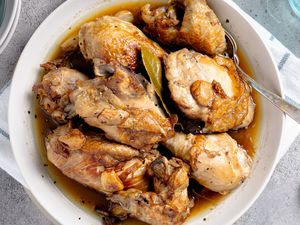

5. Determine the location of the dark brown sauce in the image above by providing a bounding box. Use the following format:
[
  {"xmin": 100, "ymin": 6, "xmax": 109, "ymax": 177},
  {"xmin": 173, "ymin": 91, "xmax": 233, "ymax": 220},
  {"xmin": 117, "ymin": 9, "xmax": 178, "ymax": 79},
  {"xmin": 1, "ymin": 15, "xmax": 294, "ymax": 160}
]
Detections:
[{"xmin": 34, "ymin": 1, "xmax": 261, "ymax": 224}]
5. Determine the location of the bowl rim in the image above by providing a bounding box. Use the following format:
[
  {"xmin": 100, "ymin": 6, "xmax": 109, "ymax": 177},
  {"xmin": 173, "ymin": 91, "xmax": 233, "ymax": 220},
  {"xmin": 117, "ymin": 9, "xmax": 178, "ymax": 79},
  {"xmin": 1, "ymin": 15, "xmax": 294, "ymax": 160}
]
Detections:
[
  {"xmin": 0, "ymin": 0, "xmax": 21, "ymax": 54},
  {"xmin": 8, "ymin": 0, "xmax": 285, "ymax": 224},
  {"xmin": 0, "ymin": 0, "xmax": 19, "ymax": 47},
  {"xmin": 208, "ymin": 3, "xmax": 285, "ymax": 223}
]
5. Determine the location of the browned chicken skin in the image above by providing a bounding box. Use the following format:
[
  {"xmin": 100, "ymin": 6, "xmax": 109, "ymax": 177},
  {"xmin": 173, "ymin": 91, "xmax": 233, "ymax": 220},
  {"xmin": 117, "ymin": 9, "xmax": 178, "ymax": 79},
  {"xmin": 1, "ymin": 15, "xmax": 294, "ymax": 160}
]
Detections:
[
  {"xmin": 109, "ymin": 156, "xmax": 193, "ymax": 225},
  {"xmin": 79, "ymin": 16, "xmax": 165, "ymax": 72},
  {"xmin": 141, "ymin": 0, "xmax": 226, "ymax": 55},
  {"xmin": 165, "ymin": 132, "xmax": 252, "ymax": 194},
  {"xmin": 46, "ymin": 123, "xmax": 160, "ymax": 194},
  {"xmin": 33, "ymin": 67, "xmax": 88, "ymax": 123},
  {"xmin": 60, "ymin": 10, "xmax": 135, "ymax": 54},
  {"xmin": 141, "ymin": 3, "xmax": 180, "ymax": 47},
  {"xmin": 70, "ymin": 66, "xmax": 175, "ymax": 150},
  {"xmin": 164, "ymin": 49, "xmax": 255, "ymax": 132},
  {"xmin": 149, "ymin": 156, "xmax": 192, "ymax": 213}
]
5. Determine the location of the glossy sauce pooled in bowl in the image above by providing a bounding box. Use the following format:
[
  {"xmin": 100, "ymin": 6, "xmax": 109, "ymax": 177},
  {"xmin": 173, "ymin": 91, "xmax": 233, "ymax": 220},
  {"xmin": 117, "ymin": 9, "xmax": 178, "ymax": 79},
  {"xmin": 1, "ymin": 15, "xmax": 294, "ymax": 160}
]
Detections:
[{"xmin": 33, "ymin": 2, "xmax": 261, "ymax": 224}]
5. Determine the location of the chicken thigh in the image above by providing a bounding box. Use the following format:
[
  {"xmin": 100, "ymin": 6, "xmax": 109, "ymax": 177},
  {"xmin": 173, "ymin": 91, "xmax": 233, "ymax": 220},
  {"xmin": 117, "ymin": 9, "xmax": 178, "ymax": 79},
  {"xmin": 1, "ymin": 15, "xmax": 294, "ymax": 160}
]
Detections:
[
  {"xmin": 140, "ymin": 0, "xmax": 226, "ymax": 55},
  {"xmin": 46, "ymin": 123, "xmax": 159, "ymax": 194},
  {"xmin": 33, "ymin": 67, "xmax": 88, "ymax": 123},
  {"xmin": 70, "ymin": 66, "xmax": 175, "ymax": 150},
  {"xmin": 59, "ymin": 10, "xmax": 135, "ymax": 54},
  {"xmin": 165, "ymin": 48, "xmax": 255, "ymax": 132},
  {"xmin": 79, "ymin": 16, "xmax": 165, "ymax": 73},
  {"xmin": 109, "ymin": 156, "xmax": 193, "ymax": 225},
  {"xmin": 165, "ymin": 132, "xmax": 252, "ymax": 194}
]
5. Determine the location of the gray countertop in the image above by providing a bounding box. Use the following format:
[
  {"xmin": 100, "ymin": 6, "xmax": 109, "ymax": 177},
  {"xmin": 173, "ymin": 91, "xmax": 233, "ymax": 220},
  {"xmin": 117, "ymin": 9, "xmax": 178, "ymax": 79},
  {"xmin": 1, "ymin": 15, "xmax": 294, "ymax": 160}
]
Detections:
[{"xmin": 0, "ymin": 0, "xmax": 300, "ymax": 224}]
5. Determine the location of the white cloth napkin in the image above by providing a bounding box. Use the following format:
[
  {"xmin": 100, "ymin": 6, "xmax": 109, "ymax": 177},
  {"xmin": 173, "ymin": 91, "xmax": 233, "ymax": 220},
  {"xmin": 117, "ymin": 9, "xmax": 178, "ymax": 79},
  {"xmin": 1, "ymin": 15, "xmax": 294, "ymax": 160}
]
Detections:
[{"xmin": 0, "ymin": 2, "xmax": 299, "ymax": 189}]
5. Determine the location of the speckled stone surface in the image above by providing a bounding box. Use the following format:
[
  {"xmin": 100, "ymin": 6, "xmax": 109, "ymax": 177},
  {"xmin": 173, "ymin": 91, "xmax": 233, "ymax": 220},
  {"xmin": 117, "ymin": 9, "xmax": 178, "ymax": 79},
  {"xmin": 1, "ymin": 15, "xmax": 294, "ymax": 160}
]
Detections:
[{"xmin": 0, "ymin": 0, "xmax": 299, "ymax": 225}]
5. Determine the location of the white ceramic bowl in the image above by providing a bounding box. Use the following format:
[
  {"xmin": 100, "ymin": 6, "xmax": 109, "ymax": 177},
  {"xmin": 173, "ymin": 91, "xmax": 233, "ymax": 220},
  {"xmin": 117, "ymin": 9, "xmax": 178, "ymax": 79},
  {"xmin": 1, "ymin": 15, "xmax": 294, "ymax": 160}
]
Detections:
[
  {"xmin": 9, "ymin": 0, "xmax": 285, "ymax": 225},
  {"xmin": 0, "ymin": 0, "xmax": 21, "ymax": 54}
]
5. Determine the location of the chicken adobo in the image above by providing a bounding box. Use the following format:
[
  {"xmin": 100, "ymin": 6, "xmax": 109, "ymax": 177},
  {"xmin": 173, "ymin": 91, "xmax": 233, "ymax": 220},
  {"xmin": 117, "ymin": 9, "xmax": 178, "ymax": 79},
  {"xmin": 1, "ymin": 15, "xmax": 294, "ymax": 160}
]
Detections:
[
  {"xmin": 79, "ymin": 16, "xmax": 165, "ymax": 73},
  {"xmin": 140, "ymin": 0, "xmax": 226, "ymax": 55},
  {"xmin": 70, "ymin": 65, "xmax": 175, "ymax": 150},
  {"xmin": 33, "ymin": 67, "xmax": 88, "ymax": 123},
  {"xmin": 33, "ymin": 1, "xmax": 257, "ymax": 225},
  {"xmin": 46, "ymin": 123, "xmax": 160, "ymax": 194},
  {"xmin": 164, "ymin": 48, "xmax": 255, "ymax": 132},
  {"xmin": 165, "ymin": 132, "xmax": 252, "ymax": 193},
  {"xmin": 109, "ymin": 157, "xmax": 193, "ymax": 225}
]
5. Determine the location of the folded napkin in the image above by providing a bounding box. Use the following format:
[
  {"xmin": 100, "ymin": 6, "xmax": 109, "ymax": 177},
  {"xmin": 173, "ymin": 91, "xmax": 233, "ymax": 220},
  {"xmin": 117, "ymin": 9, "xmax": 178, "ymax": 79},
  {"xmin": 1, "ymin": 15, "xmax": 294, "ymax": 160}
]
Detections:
[{"xmin": 0, "ymin": 2, "xmax": 299, "ymax": 189}]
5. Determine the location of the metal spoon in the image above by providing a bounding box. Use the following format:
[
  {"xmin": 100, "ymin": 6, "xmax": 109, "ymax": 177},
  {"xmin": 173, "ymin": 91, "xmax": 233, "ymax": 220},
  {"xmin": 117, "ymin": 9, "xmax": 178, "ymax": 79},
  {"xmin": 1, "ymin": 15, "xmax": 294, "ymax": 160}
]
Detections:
[{"xmin": 224, "ymin": 30, "xmax": 300, "ymax": 124}]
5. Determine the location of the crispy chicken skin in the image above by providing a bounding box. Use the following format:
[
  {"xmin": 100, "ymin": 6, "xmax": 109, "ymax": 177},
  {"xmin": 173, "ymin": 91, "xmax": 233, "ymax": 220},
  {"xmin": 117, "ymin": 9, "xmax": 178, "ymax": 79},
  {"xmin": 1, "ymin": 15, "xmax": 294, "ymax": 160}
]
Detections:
[
  {"xmin": 109, "ymin": 157, "xmax": 193, "ymax": 225},
  {"xmin": 165, "ymin": 132, "xmax": 252, "ymax": 194},
  {"xmin": 70, "ymin": 66, "xmax": 175, "ymax": 150},
  {"xmin": 33, "ymin": 67, "xmax": 88, "ymax": 123},
  {"xmin": 141, "ymin": 0, "xmax": 226, "ymax": 55},
  {"xmin": 46, "ymin": 124, "xmax": 159, "ymax": 194},
  {"xmin": 164, "ymin": 49, "xmax": 255, "ymax": 132},
  {"xmin": 79, "ymin": 16, "xmax": 165, "ymax": 73}
]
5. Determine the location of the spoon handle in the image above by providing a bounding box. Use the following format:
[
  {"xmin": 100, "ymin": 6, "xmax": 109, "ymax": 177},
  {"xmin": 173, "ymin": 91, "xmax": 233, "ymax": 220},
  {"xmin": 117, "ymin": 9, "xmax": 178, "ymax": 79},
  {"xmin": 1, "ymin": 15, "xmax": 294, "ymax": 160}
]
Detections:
[{"xmin": 235, "ymin": 62, "xmax": 300, "ymax": 124}]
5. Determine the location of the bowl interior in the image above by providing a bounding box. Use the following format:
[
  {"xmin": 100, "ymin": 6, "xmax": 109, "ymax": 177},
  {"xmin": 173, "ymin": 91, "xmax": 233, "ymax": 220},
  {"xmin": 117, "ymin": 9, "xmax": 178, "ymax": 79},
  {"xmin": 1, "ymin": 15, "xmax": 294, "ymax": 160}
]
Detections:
[{"xmin": 9, "ymin": 0, "xmax": 284, "ymax": 225}]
